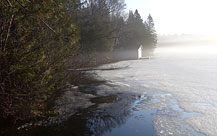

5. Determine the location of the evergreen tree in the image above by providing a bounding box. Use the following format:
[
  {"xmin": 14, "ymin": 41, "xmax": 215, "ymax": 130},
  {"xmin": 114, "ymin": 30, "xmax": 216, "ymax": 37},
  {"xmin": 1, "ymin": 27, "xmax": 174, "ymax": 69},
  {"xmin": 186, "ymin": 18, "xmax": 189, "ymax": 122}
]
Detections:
[
  {"xmin": 144, "ymin": 14, "xmax": 158, "ymax": 55},
  {"xmin": 115, "ymin": 10, "xmax": 158, "ymax": 59},
  {"xmin": 0, "ymin": 0, "xmax": 80, "ymax": 120},
  {"xmin": 119, "ymin": 10, "xmax": 146, "ymax": 50},
  {"xmin": 74, "ymin": 0, "xmax": 125, "ymax": 53},
  {"xmin": 134, "ymin": 9, "xmax": 143, "ymax": 23},
  {"xmin": 127, "ymin": 10, "xmax": 134, "ymax": 24}
]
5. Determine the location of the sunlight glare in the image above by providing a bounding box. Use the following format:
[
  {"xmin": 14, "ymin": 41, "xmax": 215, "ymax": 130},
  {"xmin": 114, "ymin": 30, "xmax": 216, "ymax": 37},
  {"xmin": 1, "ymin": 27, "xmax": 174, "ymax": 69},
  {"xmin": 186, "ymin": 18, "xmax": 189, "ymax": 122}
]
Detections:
[{"xmin": 136, "ymin": 0, "xmax": 217, "ymax": 35}]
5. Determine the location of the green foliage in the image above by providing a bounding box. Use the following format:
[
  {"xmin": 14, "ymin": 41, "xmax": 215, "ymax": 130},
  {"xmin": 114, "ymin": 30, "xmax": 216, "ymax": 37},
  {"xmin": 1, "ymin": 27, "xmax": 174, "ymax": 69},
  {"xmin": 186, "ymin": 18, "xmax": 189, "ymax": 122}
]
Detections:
[{"xmin": 0, "ymin": 0, "xmax": 79, "ymax": 120}]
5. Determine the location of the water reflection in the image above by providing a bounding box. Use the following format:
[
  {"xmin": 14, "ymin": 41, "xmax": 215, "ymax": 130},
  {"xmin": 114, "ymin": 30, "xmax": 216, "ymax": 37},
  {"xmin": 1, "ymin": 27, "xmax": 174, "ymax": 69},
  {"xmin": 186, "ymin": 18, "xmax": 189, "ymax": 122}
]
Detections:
[
  {"xmin": 21, "ymin": 92, "xmax": 147, "ymax": 136},
  {"xmin": 4, "ymin": 81, "xmax": 205, "ymax": 136}
]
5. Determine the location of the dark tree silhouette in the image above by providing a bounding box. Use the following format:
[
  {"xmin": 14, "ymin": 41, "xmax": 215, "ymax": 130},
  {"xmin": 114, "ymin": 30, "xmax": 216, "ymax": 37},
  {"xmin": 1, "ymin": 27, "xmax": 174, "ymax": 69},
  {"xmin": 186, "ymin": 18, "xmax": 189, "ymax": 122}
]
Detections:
[
  {"xmin": 114, "ymin": 10, "xmax": 158, "ymax": 59},
  {"xmin": 143, "ymin": 14, "xmax": 158, "ymax": 56}
]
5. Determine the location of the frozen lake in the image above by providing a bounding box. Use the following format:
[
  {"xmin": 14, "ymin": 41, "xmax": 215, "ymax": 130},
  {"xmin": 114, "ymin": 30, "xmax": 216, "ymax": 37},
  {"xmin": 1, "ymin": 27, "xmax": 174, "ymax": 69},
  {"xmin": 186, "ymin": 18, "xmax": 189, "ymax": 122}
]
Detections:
[{"xmin": 95, "ymin": 45, "xmax": 217, "ymax": 136}]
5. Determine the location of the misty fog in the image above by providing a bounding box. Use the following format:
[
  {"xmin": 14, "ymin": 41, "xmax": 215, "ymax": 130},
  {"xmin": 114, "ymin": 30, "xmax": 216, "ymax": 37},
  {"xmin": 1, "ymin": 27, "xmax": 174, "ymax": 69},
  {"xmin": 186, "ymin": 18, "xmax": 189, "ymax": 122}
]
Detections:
[{"xmin": 157, "ymin": 34, "xmax": 217, "ymax": 55}]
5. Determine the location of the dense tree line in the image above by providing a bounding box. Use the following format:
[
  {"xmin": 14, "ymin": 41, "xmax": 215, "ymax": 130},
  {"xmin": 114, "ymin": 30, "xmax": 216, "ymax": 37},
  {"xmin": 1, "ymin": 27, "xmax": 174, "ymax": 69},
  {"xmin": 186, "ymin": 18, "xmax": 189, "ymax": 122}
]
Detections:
[
  {"xmin": 115, "ymin": 10, "xmax": 157, "ymax": 58},
  {"xmin": 0, "ymin": 0, "xmax": 157, "ymax": 122}
]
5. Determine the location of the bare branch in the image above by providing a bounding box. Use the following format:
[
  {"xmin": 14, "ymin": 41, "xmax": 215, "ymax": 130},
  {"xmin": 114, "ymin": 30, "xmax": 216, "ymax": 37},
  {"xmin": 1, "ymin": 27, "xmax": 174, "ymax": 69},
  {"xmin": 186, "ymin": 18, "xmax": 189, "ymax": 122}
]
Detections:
[
  {"xmin": 14, "ymin": 0, "xmax": 56, "ymax": 33},
  {"xmin": 6, "ymin": 0, "xmax": 12, "ymax": 7},
  {"xmin": 38, "ymin": 16, "xmax": 56, "ymax": 33},
  {"xmin": 4, "ymin": 15, "xmax": 14, "ymax": 52}
]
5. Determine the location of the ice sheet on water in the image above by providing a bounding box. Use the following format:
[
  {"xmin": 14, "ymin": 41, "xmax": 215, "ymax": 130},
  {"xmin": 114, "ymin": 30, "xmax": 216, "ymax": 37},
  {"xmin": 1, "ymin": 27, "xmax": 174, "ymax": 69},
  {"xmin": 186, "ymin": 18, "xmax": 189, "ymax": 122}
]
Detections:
[{"xmin": 94, "ymin": 52, "xmax": 217, "ymax": 136}]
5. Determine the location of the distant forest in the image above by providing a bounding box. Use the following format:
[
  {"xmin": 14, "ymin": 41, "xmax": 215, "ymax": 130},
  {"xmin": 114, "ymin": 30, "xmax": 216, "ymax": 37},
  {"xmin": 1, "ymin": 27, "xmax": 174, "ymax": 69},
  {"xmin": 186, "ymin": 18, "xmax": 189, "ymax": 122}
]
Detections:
[{"xmin": 0, "ymin": 0, "xmax": 157, "ymax": 122}]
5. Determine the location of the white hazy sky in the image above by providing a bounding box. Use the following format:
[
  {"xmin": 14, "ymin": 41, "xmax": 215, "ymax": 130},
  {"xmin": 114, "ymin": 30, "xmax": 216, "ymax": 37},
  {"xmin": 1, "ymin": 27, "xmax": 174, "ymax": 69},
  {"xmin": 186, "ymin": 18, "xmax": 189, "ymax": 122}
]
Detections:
[{"xmin": 125, "ymin": 0, "xmax": 217, "ymax": 35}]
